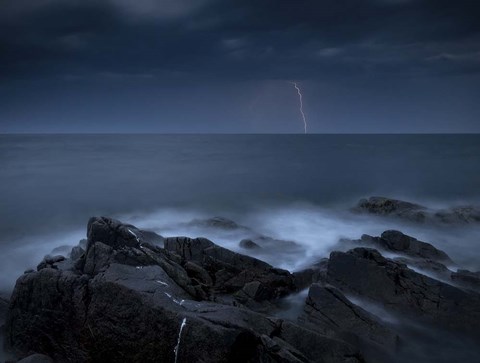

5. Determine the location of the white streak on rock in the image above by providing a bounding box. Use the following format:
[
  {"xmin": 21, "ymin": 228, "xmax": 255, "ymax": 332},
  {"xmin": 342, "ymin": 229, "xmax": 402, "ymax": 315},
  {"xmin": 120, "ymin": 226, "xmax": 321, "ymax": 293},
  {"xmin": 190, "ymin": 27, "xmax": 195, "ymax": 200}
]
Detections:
[
  {"xmin": 174, "ymin": 317, "xmax": 187, "ymax": 363},
  {"xmin": 164, "ymin": 292, "xmax": 185, "ymax": 306},
  {"xmin": 127, "ymin": 229, "xmax": 140, "ymax": 243},
  {"xmin": 156, "ymin": 280, "xmax": 169, "ymax": 286}
]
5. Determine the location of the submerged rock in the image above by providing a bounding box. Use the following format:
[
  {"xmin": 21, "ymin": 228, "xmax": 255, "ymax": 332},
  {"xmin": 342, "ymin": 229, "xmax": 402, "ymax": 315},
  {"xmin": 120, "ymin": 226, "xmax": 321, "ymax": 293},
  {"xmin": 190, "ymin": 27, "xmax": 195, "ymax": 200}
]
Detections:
[
  {"xmin": 354, "ymin": 196, "xmax": 480, "ymax": 225},
  {"xmin": 434, "ymin": 206, "xmax": 480, "ymax": 224},
  {"xmin": 354, "ymin": 196, "xmax": 427, "ymax": 222},
  {"xmin": 239, "ymin": 239, "xmax": 261, "ymax": 249},
  {"xmin": 187, "ymin": 216, "xmax": 245, "ymax": 230}
]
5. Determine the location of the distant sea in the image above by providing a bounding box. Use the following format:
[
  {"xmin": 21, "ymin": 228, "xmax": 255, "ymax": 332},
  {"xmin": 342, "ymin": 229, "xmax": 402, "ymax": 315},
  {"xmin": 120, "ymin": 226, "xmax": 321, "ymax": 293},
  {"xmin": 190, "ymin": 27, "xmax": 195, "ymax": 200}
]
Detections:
[{"xmin": 1, "ymin": 134, "xmax": 479, "ymax": 291}]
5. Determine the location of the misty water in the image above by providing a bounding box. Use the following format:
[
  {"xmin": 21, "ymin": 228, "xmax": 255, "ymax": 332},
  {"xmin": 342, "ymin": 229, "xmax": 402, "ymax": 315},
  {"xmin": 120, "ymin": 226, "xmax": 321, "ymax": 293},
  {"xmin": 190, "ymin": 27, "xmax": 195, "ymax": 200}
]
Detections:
[{"xmin": 1, "ymin": 134, "xmax": 480, "ymax": 361}]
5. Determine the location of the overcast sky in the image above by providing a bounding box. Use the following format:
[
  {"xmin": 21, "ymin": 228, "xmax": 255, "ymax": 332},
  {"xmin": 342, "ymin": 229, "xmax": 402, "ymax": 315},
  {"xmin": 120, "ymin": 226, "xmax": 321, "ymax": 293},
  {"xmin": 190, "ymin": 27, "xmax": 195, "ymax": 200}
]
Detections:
[{"xmin": 1, "ymin": 0, "xmax": 479, "ymax": 133}]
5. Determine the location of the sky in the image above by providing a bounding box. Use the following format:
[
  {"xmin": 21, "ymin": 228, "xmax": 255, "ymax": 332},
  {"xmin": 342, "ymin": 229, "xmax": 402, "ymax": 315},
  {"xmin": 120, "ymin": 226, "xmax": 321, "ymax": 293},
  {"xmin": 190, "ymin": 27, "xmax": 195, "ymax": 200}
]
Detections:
[{"xmin": 0, "ymin": 0, "xmax": 479, "ymax": 133}]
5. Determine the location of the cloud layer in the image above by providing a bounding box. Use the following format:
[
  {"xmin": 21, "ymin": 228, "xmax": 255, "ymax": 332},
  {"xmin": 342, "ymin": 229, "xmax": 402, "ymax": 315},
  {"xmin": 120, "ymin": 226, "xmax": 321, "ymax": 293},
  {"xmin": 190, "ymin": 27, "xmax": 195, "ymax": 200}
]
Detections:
[{"xmin": 1, "ymin": 0, "xmax": 479, "ymax": 81}]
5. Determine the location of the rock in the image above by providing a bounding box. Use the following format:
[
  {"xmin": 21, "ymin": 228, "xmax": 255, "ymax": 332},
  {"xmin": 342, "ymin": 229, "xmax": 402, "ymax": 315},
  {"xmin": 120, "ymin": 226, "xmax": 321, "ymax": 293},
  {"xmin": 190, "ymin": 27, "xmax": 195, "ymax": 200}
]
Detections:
[
  {"xmin": 435, "ymin": 206, "xmax": 480, "ymax": 224},
  {"xmin": 451, "ymin": 269, "xmax": 480, "ymax": 291},
  {"xmin": 189, "ymin": 217, "xmax": 304, "ymax": 255},
  {"xmin": 354, "ymin": 196, "xmax": 480, "ymax": 225},
  {"xmin": 292, "ymin": 259, "xmax": 329, "ymax": 290},
  {"xmin": 187, "ymin": 216, "xmax": 244, "ymax": 230},
  {"xmin": 5, "ymin": 217, "xmax": 361, "ymax": 363},
  {"xmin": 392, "ymin": 257, "xmax": 451, "ymax": 280},
  {"xmin": 164, "ymin": 235, "xmax": 296, "ymax": 310},
  {"xmin": 354, "ymin": 196, "xmax": 427, "ymax": 222},
  {"xmin": 137, "ymin": 229, "xmax": 164, "ymax": 245},
  {"xmin": 78, "ymin": 239, "xmax": 88, "ymax": 249},
  {"xmin": 70, "ymin": 246, "xmax": 85, "ymax": 260},
  {"xmin": 17, "ymin": 353, "xmax": 54, "ymax": 363},
  {"xmin": 0, "ymin": 296, "xmax": 9, "ymax": 324},
  {"xmin": 301, "ymin": 284, "xmax": 398, "ymax": 349},
  {"xmin": 184, "ymin": 261, "xmax": 213, "ymax": 286},
  {"xmin": 357, "ymin": 230, "xmax": 452, "ymax": 263},
  {"xmin": 50, "ymin": 245, "xmax": 72, "ymax": 256},
  {"xmin": 247, "ymin": 235, "xmax": 301, "ymax": 251},
  {"xmin": 327, "ymin": 248, "xmax": 480, "ymax": 335},
  {"xmin": 239, "ymin": 239, "xmax": 261, "ymax": 249},
  {"xmin": 87, "ymin": 216, "xmax": 140, "ymax": 249},
  {"xmin": 36, "ymin": 255, "xmax": 66, "ymax": 271}
]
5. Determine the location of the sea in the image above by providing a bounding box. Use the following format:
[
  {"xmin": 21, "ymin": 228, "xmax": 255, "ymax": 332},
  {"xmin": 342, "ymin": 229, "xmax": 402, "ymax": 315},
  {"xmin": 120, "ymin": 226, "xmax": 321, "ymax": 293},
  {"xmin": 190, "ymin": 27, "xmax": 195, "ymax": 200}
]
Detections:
[{"xmin": 1, "ymin": 133, "xmax": 480, "ymax": 362}]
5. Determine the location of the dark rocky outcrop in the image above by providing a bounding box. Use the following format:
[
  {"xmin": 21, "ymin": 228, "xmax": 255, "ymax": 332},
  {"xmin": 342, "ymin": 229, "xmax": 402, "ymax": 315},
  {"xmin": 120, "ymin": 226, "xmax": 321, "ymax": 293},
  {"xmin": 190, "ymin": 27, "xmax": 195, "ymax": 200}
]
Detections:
[
  {"xmin": 163, "ymin": 235, "xmax": 297, "ymax": 310},
  {"xmin": 6, "ymin": 215, "xmax": 480, "ymax": 363},
  {"xmin": 392, "ymin": 257, "xmax": 452, "ymax": 280},
  {"xmin": 302, "ymin": 284, "xmax": 398, "ymax": 349},
  {"xmin": 5, "ymin": 217, "xmax": 361, "ymax": 363},
  {"xmin": 355, "ymin": 230, "xmax": 453, "ymax": 263},
  {"xmin": 188, "ymin": 216, "xmax": 305, "ymax": 259},
  {"xmin": 300, "ymin": 284, "xmax": 399, "ymax": 363},
  {"xmin": 327, "ymin": 248, "xmax": 480, "ymax": 336},
  {"xmin": 292, "ymin": 259, "xmax": 329, "ymax": 290}
]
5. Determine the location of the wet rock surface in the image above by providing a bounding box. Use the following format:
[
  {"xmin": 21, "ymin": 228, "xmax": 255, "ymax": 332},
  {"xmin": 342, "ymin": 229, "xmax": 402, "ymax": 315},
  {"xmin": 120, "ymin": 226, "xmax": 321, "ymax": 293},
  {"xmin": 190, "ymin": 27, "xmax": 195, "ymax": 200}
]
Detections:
[
  {"xmin": 4, "ymin": 216, "xmax": 480, "ymax": 362},
  {"xmin": 353, "ymin": 230, "xmax": 453, "ymax": 263},
  {"xmin": 327, "ymin": 248, "xmax": 480, "ymax": 336},
  {"xmin": 5, "ymin": 217, "xmax": 360, "ymax": 363}
]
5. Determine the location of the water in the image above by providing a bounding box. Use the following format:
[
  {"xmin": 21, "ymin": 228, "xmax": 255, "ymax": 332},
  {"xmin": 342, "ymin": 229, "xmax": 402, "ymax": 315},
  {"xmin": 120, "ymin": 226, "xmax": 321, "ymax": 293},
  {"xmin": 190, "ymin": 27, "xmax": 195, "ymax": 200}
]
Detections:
[{"xmin": 1, "ymin": 134, "xmax": 480, "ymax": 292}]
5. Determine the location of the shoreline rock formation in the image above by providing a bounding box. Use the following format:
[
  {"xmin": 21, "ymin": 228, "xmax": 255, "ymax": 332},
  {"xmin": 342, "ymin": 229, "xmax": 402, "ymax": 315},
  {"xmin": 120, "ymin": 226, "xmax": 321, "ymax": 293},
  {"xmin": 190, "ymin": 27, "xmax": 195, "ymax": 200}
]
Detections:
[{"xmin": 3, "ymin": 216, "xmax": 480, "ymax": 362}]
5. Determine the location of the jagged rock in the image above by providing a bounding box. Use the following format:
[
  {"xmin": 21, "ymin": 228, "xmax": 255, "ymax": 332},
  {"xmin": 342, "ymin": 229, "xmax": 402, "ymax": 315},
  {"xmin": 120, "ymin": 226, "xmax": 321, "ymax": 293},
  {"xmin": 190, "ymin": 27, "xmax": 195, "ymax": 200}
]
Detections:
[
  {"xmin": 138, "ymin": 229, "xmax": 165, "ymax": 245},
  {"xmin": 164, "ymin": 236, "xmax": 296, "ymax": 308},
  {"xmin": 327, "ymin": 248, "xmax": 480, "ymax": 335},
  {"xmin": 70, "ymin": 246, "xmax": 85, "ymax": 260},
  {"xmin": 50, "ymin": 245, "xmax": 72, "ymax": 256},
  {"xmin": 36, "ymin": 255, "xmax": 66, "ymax": 271},
  {"xmin": 78, "ymin": 239, "xmax": 88, "ymax": 249},
  {"xmin": 356, "ymin": 230, "xmax": 452, "ymax": 263},
  {"xmin": 301, "ymin": 284, "xmax": 399, "ymax": 350},
  {"xmin": 292, "ymin": 259, "xmax": 329, "ymax": 290},
  {"xmin": 5, "ymin": 217, "xmax": 361, "ymax": 363},
  {"xmin": 87, "ymin": 216, "xmax": 141, "ymax": 249},
  {"xmin": 17, "ymin": 353, "xmax": 54, "ymax": 363},
  {"xmin": 392, "ymin": 257, "xmax": 452, "ymax": 280}
]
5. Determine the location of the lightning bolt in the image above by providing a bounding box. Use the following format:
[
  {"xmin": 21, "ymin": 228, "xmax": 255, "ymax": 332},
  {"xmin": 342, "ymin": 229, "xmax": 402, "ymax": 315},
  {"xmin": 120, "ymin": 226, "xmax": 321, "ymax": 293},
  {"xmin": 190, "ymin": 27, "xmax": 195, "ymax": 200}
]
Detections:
[{"xmin": 291, "ymin": 82, "xmax": 307, "ymax": 134}]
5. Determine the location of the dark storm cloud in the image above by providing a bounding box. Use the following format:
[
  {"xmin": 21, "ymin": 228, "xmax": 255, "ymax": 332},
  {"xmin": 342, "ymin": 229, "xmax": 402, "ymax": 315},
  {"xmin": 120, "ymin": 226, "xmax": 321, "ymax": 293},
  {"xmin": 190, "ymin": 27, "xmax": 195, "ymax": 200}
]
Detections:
[{"xmin": 1, "ymin": 0, "xmax": 479, "ymax": 81}]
